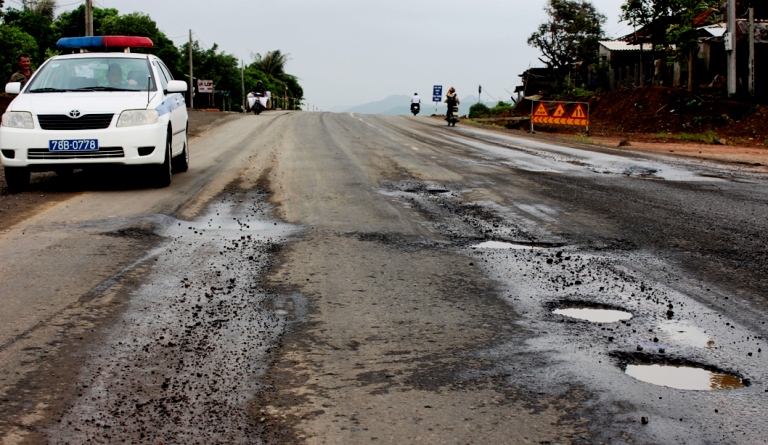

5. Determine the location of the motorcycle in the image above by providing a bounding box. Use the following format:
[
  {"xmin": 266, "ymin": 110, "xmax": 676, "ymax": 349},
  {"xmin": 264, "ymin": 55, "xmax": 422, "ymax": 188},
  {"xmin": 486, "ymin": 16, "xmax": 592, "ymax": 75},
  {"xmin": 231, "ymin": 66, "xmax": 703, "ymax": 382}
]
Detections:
[
  {"xmin": 410, "ymin": 102, "xmax": 420, "ymax": 116},
  {"xmin": 247, "ymin": 91, "xmax": 270, "ymax": 115},
  {"xmin": 446, "ymin": 105, "xmax": 459, "ymax": 126}
]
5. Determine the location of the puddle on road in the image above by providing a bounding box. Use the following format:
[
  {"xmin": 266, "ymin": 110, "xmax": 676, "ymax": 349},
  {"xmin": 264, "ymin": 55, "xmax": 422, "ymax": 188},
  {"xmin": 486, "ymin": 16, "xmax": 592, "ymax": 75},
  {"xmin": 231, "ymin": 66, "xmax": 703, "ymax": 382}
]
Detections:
[
  {"xmin": 625, "ymin": 364, "xmax": 746, "ymax": 390},
  {"xmin": 553, "ymin": 307, "xmax": 633, "ymax": 323},
  {"xmin": 658, "ymin": 320, "xmax": 713, "ymax": 348},
  {"xmin": 472, "ymin": 241, "xmax": 546, "ymax": 250}
]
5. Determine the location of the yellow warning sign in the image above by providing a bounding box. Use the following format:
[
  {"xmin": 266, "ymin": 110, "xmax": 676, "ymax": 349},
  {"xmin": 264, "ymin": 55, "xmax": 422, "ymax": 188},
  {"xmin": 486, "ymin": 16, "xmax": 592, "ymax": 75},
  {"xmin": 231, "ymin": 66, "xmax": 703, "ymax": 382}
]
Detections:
[
  {"xmin": 533, "ymin": 103, "xmax": 549, "ymax": 117},
  {"xmin": 553, "ymin": 104, "xmax": 566, "ymax": 117},
  {"xmin": 571, "ymin": 104, "xmax": 587, "ymax": 119}
]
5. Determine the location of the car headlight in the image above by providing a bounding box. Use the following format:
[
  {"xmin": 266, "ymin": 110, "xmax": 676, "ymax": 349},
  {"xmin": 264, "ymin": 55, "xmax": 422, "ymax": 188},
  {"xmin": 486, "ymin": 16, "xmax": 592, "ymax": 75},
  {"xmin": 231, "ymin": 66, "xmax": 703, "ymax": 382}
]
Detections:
[
  {"xmin": 117, "ymin": 110, "xmax": 159, "ymax": 127},
  {"xmin": 1, "ymin": 112, "xmax": 34, "ymax": 129}
]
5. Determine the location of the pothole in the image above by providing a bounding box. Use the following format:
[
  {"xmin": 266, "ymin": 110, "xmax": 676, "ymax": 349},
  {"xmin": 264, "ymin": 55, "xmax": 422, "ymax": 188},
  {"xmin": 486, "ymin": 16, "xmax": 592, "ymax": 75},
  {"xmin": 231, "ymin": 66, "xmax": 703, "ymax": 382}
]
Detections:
[
  {"xmin": 552, "ymin": 306, "xmax": 633, "ymax": 323},
  {"xmin": 624, "ymin": 364, "xmax": 747, "ymax": 390}
]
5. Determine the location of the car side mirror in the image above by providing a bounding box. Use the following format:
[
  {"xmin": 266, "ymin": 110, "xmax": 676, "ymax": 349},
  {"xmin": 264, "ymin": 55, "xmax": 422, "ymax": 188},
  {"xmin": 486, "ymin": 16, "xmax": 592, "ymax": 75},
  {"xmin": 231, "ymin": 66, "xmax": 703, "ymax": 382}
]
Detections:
[
  {"xmin": 5, "ymin": 82, "xmax": 21, "ymax": 95},
  {"xmin": 165, "ymin": 80, "xmax": 187, "ymax": 94}
]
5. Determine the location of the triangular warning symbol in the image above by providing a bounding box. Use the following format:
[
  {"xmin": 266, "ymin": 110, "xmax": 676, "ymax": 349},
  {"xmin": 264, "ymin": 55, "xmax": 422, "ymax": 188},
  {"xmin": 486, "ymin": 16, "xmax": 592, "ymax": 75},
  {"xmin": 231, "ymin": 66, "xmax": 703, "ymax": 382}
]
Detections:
[
  {"xmin": 533, "ymin": 103, "xmax": 549, "ymax": 117},
  {"xmin": 553, "ymin": 104, "xmax": 566, "ymax": 117},
  {"xmin": 571, "ymin": 104, "xmax": 587, "ymax": 119}
]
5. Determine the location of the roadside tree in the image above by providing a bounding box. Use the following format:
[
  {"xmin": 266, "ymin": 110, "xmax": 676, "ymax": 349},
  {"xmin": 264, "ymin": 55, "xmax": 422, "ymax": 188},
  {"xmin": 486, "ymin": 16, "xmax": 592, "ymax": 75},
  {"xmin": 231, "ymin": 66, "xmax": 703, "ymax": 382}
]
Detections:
[
  {"xmin": 0, "ymin": 25, "xmax": 38, "ymax": 82},
  {"xmin": 527, "ymin": 0, "xmax": 606, "ymax": 77},
  {"xmin": 2, "ymin": 7, "xmax": 59, "ymax": 65}
]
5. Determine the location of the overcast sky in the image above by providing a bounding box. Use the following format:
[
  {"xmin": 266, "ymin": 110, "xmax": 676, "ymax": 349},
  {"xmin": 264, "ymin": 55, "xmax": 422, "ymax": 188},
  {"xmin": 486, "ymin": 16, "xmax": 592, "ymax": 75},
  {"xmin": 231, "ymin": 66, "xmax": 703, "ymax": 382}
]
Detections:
[{"xmin": 44, "ymin": 0, "xmax": 631, "ymax": 110}]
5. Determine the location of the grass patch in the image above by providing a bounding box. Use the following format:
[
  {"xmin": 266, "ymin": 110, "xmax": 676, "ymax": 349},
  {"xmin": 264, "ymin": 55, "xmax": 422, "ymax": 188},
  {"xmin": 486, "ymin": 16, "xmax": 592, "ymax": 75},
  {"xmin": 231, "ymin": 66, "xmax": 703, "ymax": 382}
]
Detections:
[
  {"xmin": 653, "ymin": 129, "xmax": 718, "ymax": 144},
  {"xmin": 562, "ymin": 134, "xmax": 595, "ymax": 145}
]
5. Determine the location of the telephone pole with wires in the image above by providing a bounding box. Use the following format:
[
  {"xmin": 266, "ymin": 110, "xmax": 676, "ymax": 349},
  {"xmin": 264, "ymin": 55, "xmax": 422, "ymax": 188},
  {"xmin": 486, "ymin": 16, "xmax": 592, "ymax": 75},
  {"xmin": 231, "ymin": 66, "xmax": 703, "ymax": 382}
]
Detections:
[
  {"xmin": 189, "ymin": 29, "xmax": 194, "ymax": 109},
  {"xmin": 85, "ymin": 0, "xmax": 93, "ymax": 36}
]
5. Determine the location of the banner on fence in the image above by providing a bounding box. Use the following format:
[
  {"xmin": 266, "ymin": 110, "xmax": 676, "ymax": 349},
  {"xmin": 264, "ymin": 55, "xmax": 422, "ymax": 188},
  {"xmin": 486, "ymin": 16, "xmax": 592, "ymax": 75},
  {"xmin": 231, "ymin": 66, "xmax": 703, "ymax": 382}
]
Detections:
[{"xmin": 530, "ymin": 101, "xmax": 590, "ymax": 133}]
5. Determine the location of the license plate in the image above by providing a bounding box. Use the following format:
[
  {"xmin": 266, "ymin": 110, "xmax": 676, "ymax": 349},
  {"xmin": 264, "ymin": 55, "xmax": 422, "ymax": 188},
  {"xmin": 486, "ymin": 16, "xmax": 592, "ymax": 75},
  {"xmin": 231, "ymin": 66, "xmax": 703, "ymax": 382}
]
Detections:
[{"xmin": 49, "ymin": 139, "xmax": 98, "ymax": 151}]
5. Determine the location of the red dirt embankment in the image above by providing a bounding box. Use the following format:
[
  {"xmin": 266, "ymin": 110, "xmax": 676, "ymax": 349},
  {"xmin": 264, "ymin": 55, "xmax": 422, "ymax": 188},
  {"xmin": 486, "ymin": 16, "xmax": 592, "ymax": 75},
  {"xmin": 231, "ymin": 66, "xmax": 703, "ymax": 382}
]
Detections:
[{"xmin": 587, "ymin": 86, "xmax": 768, "ymax": 143}]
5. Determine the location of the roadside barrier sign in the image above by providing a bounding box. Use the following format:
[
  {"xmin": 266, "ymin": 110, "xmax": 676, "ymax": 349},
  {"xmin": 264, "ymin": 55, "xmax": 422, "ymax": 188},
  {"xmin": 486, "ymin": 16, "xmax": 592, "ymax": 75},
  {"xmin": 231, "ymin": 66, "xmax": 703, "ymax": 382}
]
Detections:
[{"xmin": 530, "ymin": 100, "xmax": 590, "ymax": 134}]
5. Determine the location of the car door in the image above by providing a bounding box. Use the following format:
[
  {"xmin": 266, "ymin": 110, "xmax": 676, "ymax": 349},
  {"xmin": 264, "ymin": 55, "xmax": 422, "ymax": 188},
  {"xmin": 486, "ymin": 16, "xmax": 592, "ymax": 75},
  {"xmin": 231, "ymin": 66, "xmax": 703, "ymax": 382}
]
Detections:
[{"xmin": 154, "ymin": 60, "xmax": 186, "ymax": 152}]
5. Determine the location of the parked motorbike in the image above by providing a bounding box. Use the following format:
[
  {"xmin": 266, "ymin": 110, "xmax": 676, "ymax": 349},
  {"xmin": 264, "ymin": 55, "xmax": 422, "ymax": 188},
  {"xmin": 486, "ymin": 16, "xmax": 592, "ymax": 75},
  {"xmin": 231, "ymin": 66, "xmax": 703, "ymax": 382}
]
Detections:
[
  {"xmin": 410, "ymin": 103, "xmax": 420, "ymax": 116},
  {"xmin": 247, "ymin": 91, "xmax": 270, "ymax": 115}
]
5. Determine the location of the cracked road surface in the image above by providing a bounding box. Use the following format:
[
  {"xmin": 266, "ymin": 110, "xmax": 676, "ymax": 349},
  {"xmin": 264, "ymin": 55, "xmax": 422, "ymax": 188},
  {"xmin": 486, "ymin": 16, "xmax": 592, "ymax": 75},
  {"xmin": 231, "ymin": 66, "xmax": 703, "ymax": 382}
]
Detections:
[{"xmin": 1, "ymin": 111, "xmax": 767, "ymax": 444}]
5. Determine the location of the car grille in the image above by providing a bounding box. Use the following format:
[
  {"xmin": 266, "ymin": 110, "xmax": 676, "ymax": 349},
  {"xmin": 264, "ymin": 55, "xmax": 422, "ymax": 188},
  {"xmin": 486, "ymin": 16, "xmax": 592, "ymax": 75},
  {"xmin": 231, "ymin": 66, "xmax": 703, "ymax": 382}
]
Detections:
[
  {"xmin": 37, "ymin": 114, "xmax": 114, "ymax": 130},
  {"xmin": 27, "ymin": 147, "xmax": 124, "ymax": 160}
]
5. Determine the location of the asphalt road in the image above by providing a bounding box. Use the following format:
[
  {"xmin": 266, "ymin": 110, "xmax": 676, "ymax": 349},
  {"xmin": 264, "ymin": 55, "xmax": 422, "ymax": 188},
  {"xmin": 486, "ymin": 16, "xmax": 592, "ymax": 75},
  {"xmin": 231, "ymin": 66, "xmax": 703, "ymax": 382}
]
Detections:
[{"xmin": 1, "ymin": 111, "xmax": 767, "ymax": 444}]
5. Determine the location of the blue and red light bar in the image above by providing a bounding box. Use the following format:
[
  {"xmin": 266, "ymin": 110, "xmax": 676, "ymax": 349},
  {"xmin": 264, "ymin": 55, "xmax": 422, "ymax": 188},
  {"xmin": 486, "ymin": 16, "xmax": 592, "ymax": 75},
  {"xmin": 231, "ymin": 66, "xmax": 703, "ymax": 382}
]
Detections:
[{"xmin": 57, "ymin": 36, "xmax": 154, "ymax": 49}]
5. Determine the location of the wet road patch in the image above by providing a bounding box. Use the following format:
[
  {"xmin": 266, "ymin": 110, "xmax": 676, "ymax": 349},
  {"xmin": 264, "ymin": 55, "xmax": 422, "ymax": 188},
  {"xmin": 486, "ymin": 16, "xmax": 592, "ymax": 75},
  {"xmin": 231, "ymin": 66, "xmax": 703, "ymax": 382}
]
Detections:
[
  {"xmin": 553, "ymin": 306, "xmax": 633, "ymax": 323},
  {"xmin": 471, "ymin": 241, "xmax": 548, "ymax": 250}
]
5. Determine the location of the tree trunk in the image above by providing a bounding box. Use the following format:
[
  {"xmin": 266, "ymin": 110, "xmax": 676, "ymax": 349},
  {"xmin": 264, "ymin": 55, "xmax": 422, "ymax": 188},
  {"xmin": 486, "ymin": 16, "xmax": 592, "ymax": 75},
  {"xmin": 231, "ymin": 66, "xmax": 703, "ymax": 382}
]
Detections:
[{"xmin": 688, "ymin": 48, "xmax": 694, "ymax": 93}]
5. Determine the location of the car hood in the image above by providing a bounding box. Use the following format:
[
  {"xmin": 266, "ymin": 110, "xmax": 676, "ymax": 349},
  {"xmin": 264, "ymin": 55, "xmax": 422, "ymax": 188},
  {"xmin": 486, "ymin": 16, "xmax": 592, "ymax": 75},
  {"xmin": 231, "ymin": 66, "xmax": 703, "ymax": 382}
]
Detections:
[{"xmin": 9, "ymin": 91, "xmax": 156, "ymax": 114}]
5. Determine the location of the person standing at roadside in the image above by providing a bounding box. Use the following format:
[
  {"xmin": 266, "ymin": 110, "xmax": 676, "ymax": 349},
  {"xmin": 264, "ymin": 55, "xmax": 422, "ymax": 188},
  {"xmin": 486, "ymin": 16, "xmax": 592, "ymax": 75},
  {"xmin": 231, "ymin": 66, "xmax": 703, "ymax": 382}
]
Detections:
[{"xmin": 9, "ymin": 53, "xmax": 34, "ymax": 87}]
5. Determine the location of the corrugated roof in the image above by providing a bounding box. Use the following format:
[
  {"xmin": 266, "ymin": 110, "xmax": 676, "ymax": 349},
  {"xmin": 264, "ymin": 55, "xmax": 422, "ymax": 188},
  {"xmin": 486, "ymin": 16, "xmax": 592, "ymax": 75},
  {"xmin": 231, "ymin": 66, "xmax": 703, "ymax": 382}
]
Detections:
[
  {"xmin": 699, "ymin": 23, "xmax": 726, "ymax": 37},
  {"xmin": 599, "ymin": 41, "xmax": 653, "ymax": 52}
]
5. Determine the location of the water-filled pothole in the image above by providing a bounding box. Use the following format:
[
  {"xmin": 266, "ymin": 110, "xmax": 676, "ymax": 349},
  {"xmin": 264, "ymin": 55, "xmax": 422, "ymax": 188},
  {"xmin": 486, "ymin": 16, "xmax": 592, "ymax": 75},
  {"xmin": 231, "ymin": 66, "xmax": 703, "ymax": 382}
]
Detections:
[
  {"xmin": 553, "ymin": 306, "xmax": 633, "ymax": 323},
  {"xmin": 624, "ymin": 364, "xmax": 746, "ymax": 390},
  {"xmin": 471, "ymin": 241, "xmax": 546, "ymax": 250}
]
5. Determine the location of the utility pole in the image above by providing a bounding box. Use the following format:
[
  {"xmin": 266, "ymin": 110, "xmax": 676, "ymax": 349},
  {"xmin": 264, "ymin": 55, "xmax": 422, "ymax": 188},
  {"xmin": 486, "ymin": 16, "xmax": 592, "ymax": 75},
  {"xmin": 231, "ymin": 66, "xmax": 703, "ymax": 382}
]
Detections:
[
  {"xmin": 727, "ymin": 0, "xmax": 737, "ymax": 96},
  {"xmin": 85, "ymin": 0, "xmax": 93, "ymax": 36},
  {"xmin": 478, "ymin": 85, "xmax": 481, "ymax": 103},
  {"xmin": 241, "ymin": 60, "xmax": 245, "ymax": 112},
  {"xmin": 189, "ymin": 30, "xmax": 194, "ymax": 109},
  {"xmin": 749, "ymin": 7, "xmax": 755, "ymax": 96}
]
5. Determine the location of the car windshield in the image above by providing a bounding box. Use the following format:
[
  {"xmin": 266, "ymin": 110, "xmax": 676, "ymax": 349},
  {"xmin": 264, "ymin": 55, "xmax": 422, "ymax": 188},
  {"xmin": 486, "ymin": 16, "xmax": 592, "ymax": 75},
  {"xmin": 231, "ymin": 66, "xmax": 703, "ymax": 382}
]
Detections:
[{"xmin": 27, "ymin": 57, "xmax": 157, "ymax": 93}]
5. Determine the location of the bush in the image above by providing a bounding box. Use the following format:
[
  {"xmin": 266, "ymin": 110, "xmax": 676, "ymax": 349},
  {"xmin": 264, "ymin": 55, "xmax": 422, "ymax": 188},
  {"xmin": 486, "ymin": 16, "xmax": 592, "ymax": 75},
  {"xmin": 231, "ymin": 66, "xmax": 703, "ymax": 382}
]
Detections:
[
  {"xmin": 489, "ymin": 101, "xmax": 515, "ymax": 116},
  {"xmin": 469, "ymin": 103, "xmax": 490, "ymax": 119}
]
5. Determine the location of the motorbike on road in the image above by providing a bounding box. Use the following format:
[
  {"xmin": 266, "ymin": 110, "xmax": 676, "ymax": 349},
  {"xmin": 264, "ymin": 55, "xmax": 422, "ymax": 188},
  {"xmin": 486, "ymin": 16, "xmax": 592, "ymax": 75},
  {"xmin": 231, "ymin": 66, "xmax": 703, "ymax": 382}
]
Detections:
[
  {"xmin": 247, "ymin": 91, "xmax": 270, "ymax": 115},
  {"xmin": 410, "ymin": 103, "xmax": 420, "ymax": 116},
  {"xmin": 446, "ymin": 105, "xmax": 459, "ymax": 126}
]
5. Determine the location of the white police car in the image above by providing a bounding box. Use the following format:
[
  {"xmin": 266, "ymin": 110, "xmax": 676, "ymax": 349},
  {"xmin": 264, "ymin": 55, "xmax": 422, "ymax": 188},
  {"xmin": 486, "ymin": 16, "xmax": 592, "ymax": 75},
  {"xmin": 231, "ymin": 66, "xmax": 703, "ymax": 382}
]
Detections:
[{"xmin": 1, "ymin": 36, "xmax": 189, "ymax": 192}]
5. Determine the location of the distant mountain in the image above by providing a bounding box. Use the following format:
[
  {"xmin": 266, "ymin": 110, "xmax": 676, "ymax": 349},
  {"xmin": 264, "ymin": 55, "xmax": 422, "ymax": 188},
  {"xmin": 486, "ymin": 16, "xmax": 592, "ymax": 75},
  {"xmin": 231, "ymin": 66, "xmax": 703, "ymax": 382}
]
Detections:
[{"xmin": 333, "ymin": 94, "xmax": 506, "ymax": 116}]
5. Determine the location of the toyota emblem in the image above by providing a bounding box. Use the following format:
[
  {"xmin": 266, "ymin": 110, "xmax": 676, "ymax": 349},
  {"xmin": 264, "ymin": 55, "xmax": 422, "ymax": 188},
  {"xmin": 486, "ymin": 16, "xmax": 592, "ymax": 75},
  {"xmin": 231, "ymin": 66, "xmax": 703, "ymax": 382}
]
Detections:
[{"xmin": 69, "ymin": 110, "xmax": 81, "ymax": 119}]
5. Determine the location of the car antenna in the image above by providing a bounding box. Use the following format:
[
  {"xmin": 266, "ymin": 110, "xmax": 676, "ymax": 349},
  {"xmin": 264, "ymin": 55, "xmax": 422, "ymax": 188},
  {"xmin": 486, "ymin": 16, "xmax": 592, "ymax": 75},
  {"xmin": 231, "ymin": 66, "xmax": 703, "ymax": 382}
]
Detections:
[{"xmin": 146, "ymin": 76, "xmax": 152, "ymax": 108}]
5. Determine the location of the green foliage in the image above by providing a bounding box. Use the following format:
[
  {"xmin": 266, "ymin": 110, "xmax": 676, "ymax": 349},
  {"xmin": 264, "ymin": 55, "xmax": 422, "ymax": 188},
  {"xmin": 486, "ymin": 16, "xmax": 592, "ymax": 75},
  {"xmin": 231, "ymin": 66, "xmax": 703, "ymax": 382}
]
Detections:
[
  {"xmin": 53, "ymin": 5, "xmax": 119, "ymax": 38},
  {"xmin": 469, "ymin": 103, "xmax": 490, "ymax": 119},
  {"xmin": 468, "ymin": 102, "xmax": 517, "ymax": 119},
  {"xmin": 2, "ymin": 8, "xmax": 57, "ymax": 65},
  {"xmin": 0, "ymin": 25, "xmax": 38, "ymax": 82},
  {"xmin": 490, "ymin": 101, "xmax": 515, "ymax": 114},
  {"xmin": 527, "ymin": 0, "xmax": 606, "ymax": 74},
  {"xmin": 654, "ymin": 129, "xmax": 718, "ymax": 144}
]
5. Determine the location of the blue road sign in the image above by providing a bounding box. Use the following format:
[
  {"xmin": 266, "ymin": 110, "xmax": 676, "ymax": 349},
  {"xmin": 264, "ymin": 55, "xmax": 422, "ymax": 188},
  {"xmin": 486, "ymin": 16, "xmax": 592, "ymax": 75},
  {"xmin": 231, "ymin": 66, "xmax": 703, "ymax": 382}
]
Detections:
[{"xmin": 433, "ymin": 85, "xmax": 442, "ymax": 102}]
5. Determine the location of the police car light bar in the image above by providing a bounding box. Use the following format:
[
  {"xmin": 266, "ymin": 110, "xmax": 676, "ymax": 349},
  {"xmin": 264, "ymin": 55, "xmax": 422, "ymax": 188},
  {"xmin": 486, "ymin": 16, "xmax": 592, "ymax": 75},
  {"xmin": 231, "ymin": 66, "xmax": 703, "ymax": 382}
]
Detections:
[{"xmin": 57, "ymin": 36, "xmax": 154, "ymax": 49}]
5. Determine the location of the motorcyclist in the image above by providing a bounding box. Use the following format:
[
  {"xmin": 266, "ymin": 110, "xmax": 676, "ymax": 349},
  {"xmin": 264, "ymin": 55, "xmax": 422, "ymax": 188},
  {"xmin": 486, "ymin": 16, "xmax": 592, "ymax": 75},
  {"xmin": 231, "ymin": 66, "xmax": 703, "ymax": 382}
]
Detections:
[
  {"xmin": 410, "ymin": 92, "xmax": 421, "ymax": 115},
  {"xmin": 251, "ymin": 81, "xmax": 266, "ymax": 96},
  {"xmin": 445, "ymin": 87, "xmax": 460, "ymax": 126}
]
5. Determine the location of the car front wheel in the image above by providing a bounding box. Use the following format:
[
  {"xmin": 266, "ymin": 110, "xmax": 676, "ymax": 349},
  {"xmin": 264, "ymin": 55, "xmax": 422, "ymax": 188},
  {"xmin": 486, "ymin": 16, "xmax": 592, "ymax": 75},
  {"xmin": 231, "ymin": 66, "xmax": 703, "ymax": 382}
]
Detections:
[
  {"xmin": 4, "ymin": 167, "xmax": 30, "ymax": 193},
  {"xmin": 172, "ymin": 124, "xmax": 190, "ymax": 173},
  {"xmin": 150, "ymin": 131, "xmax": 173, "ymax": 188}
]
